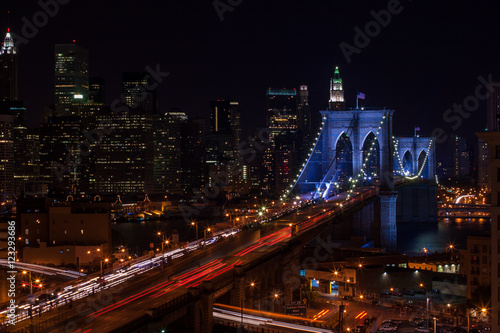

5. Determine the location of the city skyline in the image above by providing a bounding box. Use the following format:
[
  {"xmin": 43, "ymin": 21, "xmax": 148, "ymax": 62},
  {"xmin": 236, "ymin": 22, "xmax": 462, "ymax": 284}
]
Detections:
[{"xmin": 0, "ymin": 0, "xmax": 497, "ymax": 143}]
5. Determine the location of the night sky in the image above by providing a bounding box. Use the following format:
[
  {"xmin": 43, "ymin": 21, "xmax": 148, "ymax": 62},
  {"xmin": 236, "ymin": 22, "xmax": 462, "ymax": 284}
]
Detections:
[{"xmin": 3, "ymin": 0, "xmax": 500, "ymax": 148}]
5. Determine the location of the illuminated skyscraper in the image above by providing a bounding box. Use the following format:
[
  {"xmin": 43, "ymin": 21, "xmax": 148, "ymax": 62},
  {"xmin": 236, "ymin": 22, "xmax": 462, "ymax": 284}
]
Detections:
[
  {"xmin": 298, "ymin": 85, "xmax": 311, "ymax": 136},
  {"xmin": 0, "ymin": 29, "xmax": 17, "ymax": 101},
  {"xmin": 265, "ymin": 88, "xmax": 299, "ymax": 193},
  {"xmin": 0, "ymin": 110, "xmax": 14, "ymax": 205},
  {"xmin": 329, "ymin": 66, "xmax": 345, "ymax": 110},
  {"xmin": 153, "ymin": 111, "xmax": 187, "ymax": 196},
  {"xmin": 122, "ymin": 72, "xmax": 156, "ymax": 113},
  {"xmin": 54, "ymin": 43, "xmax": 89, "ymax": 114},
  {"xmin": 94, "ymin": 110, "xmax": 154, "ymax": 195},
  {"xmin": 266, "ymin": 88, "xmax": 298, "ymax": 141}
]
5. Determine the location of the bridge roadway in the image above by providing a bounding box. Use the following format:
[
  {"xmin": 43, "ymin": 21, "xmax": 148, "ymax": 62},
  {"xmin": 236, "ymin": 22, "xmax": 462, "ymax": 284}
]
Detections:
[
  {"xmin": 6, "ymin": 189, "xmax": 376, "ymax": 333},
  {"xmin": 212, "ymin": 307, "xmax": 334, "ymax": 333}
]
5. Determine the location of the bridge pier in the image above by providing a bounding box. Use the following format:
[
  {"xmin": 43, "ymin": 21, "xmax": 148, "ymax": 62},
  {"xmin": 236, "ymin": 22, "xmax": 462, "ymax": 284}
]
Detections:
[
  {"xmin": 379, "ymin": 191, "xmax": 398, "ymax": 251},
  {"xmin": 188, "ymin": 282, "xmax": 214, "ymax": 333}
]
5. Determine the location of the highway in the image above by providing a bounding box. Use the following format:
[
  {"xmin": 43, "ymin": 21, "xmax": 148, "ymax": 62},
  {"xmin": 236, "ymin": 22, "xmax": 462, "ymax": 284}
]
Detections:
[
  {"xmin": 0, "ymin": 260, "xmax": 86, "ymax": 280},
  {"xmin": 213, "ymin": 307, "xmax": 333, "ymax": 333},
  {"xmin": 3, "ymin": 189, "xmax": 376, "ymax": 332}
]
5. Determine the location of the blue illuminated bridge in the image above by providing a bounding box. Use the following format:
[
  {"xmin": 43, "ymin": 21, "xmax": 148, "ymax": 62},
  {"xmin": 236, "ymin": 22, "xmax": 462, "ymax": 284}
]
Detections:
[
  {"xmin": 284, "ymin": 107, "xmax": 435, "ymax": 201},
  {"xmin": 3, "ymin": 107, "xmax": 437, "ymax": 333}
]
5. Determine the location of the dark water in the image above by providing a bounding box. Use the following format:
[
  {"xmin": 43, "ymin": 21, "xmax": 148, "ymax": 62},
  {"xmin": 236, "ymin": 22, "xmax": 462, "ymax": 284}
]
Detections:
[
  {"xmin": 397, "ymin": 218, "xmax": 491, "ymax": 254},
  {"xmin": 112, "ymin": 217, "xmax": 491, "ymax": 256},
  {"xmin": 111, "ymin": 217, "xmax": 204, "ymax": 254}
]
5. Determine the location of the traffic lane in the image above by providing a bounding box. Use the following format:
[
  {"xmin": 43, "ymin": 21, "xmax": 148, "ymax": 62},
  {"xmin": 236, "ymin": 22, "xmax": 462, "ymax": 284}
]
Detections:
[{"xmin": 45, "ymin": 200, "xmax": 346, "ymax": 332}]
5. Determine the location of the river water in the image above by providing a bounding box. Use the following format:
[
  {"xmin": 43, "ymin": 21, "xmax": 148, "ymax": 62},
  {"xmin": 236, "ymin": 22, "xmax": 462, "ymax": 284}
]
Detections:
[
  {"xmin": 112, "ymin": 217, "xmax": 491, "ymax": 256},
  {"xmin": 397, "ymin": 218, "xmax": 491, "ymax": 254}
]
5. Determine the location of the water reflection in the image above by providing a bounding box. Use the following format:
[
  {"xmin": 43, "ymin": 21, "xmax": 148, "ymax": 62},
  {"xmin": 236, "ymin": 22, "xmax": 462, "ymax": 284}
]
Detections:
[{"xmin": 397, "ymin": 218, "xmax": 491, "ymax": 254}]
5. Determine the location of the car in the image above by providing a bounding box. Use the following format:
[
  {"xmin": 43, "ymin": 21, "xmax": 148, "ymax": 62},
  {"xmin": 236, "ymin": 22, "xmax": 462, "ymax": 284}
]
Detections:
[
  {"xmin": 410, "ymin": 317, "xmax": 426, "ymax": 326},
  {"xmin": 356, "ymin": 325, "xmax": 366, "ymax": 333},
  {"xmin": 383, "ymin": 319, "xmax": 401, "ymax": 326},
  {"xmin": 343, "ymin": 295, "xmax": 354, "ymax": 301},
  {"xmin": 371, "ymin": 300, "xmax": 381, "ymax": 306},
  {"xmin": 378, "ymin": 324, "xmax": 397, "ymax": 332},
  {"xmin": 415, "ymin": 327, "xmax": 430, "ymax": 333}
]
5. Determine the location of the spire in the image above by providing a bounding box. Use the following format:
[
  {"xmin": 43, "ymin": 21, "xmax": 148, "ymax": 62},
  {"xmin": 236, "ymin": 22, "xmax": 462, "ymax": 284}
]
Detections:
[
  {"xmin": 329, "ymin": 66, "xmax": 345, "ymax": 110},
  {"xmin": 1, "ymin": 29, "xmax": 16, "ymax": 55},
  {"xmin": 1, "ymin": 10, "xmax": 15, "ymax": 55}
]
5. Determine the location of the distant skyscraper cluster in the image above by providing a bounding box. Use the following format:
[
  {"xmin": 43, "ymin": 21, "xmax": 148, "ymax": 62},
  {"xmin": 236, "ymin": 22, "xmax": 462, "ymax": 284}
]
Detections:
[{"xmin": 0, "ymin": 31, "xmax": 339, "ymax": 204}]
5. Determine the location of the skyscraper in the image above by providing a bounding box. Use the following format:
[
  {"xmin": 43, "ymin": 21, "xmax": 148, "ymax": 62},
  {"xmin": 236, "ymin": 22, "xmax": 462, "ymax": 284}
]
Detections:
[
  {"xmin": 265, "ymin": 88, "xmax": 299, "ymax": 194},
  {"xmin": 40, "ymin": 116, "xmax": 82, "ymax": 193},
  {"xmin": 153, "ymin": 111, "xmax": 187, "ymax": 196},
  {"xmin": 210, "ymin": 100, "xmax": 231, "ymax": 134},
  {"xmin": 487, "ymin": 82, "xmax": 500, "ymax": 131},
  {"xmin": 266, "ymin": 88, "xmax": 298, "ymax": 141},
  {"xmin": 122, "ymin": 72, "xmax": 156, "ymax": 113},
  {"xmin": 480, "ymin": 81, "xmax": 500, "ymax": 185},
  {"xmin": 0, "ymin": 110, "xmax": 14, "ymax": 205},
  {"xmin": 298, "ymin": 85, "xmax": 311, "ymax": 136},
  {"xmin": 94, "ymin": 110, "xmax": 154, "ymax": 195},
  {"xmin": 89, "ymin": 77, "xmax": 105, "ymax": 104},
  {"xmin": 181, "ymin": 118, "xmax": 206, "ymax": 195},
  {"xmin": 329, "ymin": 66, "xmax": 345, "ymax": 110},
  {"xmin": 0, "ymin": 29, "xmax": 17, "ymax": 102},
  {"xmin": 54, "ymin": 43, "xmax": 89, "ymax": 114}
]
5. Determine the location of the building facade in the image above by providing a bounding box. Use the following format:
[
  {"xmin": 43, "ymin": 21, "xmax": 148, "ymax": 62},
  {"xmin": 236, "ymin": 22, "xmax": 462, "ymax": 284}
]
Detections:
[
  {"xmin": 0, "ymin": 30, "xmax": 18, "ymax": 102},
  {"xmin": 54, "ymin": 43, "xmax": 89, "ymax": 114},
  {"xmin": 476, "ymin": 131, "xmax": 500, "ymax": 331}
]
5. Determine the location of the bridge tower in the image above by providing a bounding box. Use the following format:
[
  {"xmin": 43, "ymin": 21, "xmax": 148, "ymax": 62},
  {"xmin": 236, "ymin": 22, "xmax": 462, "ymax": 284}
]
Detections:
[{"xmin": 320, "ymin": 107, "xmax": 395, "ymax": 187}]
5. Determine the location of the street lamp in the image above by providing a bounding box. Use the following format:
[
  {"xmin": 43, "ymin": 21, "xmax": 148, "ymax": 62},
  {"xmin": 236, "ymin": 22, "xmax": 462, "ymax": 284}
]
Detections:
[
  {"xmin": 100, "ymin": 257, "xmax": 108, "ymax": 287},
  {"xmin": 204, "ymin": 227, "xmax": 212, "ymax": 250},
  {"xmin": 22, "ymin": 270, "xmax": 33, "ymax": 294},
  {"xmin": 273, "ymin": 292, "xmax": 283, "ymax": 314},
  {"xmin": 241, "ymin": 282, "xmax": 256, "ymax": 328},
  {"xmin": 191, "ymin": 221, "xmax": 199, "ymax": 241}
]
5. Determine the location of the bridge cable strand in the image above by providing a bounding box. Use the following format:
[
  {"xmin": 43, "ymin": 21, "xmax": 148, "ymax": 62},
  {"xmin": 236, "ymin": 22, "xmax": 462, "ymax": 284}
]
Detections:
[
  {"xmin": 345, "ymin": 114, "xmax": 387, "ymax": 200},
  {"xmin": 280, "ymin": 116, "xmax": 327, "ymax": 201},
  {"xmin": 392, "ymin": 137, "xmax": 408, "ymax": 176},
  {"xmin": 393, "ymin": 137, "xmax": 433, "ymax": 180},
  {"xmin": 405, "ymin": 138, "xmax": 433, "ymax": 180}
]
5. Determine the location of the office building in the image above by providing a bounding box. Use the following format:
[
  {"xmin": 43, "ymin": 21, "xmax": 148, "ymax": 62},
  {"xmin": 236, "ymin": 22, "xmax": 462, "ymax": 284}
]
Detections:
[
  {"xmin": 0, "ymin": 30, "xmax": 17, "ymax": 101},
  {"xmin": 478, "ymin": 138, "xmax": 488, "ymax": 186},
  {"xmin": 122, "ymin": 72, "xmax": 156, "ymax": 113},
  {"xmin": 298, "ymin": 85, "xmax": 311, "ymax": 137},
  {"xmin": 40, "ymin": 116, "xmax": 82, "ymax": 193},
  {"xmin": 54, "ymin": 43, "xmax": 89, "ymax": 114},
  {"xmin": 94, "ymin": 110, "xmax": 154, "ymax": 195},
  {"xmin": 153, "ymin": 111, "xmax": 187, "ymax": 196},
  {"xmin": 453, "ymin": 136, "xmax": 470, "ymax": 178},
  {"xmin": 0, "ymin": 111, "xmax": 14, "ymax": 205},
  {"xmin": 89, "ymin": 77, "xmax": 105, "ymax": 104},
  {"xmin": 266, "ymin": 88, "xmax": 298, "ymax": 141},
  {"xmin": 181, "ymin": 118, "xmax": 206, "ymax": 195}
]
